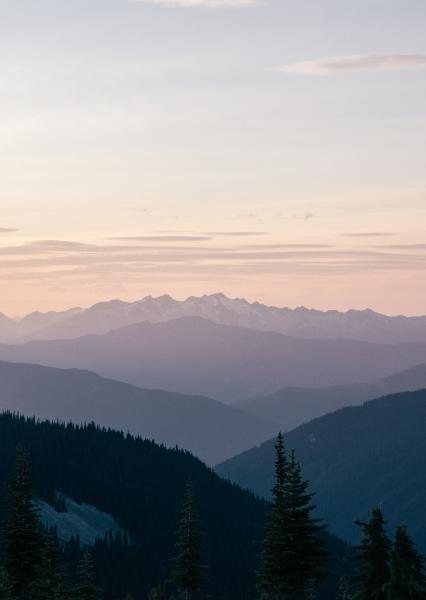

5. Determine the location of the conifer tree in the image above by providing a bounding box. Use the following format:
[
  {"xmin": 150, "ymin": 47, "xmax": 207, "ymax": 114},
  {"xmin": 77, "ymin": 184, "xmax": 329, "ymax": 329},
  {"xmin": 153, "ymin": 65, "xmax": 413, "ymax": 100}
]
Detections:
[
  {"xmin": 350, "ymin": 508, "xmax": 391, "ymax": 600},
  {"xmin": 29, "ymin": 533, "xmax": 71, "ymax": 600},
  {"xmin": 257, "ymin": 433, "xmax": 290, "ymax": 598},
  {"xmin": 258, "ymin": 435, "xmax": 327, "ymax": 600},
  {"xmin": 1, "ymin": 448, "xmax": 43, "ymax": 599},
  {"xmin": 0, "ymin": 566, "xmax": 12, "ymax": 600},
  {"xmin": 74, "ymin": 549, "xmax": 101, "ymax": 600},
  {"xmin": 384, "ymin": 526, "xmax": 426, "ymax": 600},
  {"xmin": 171, "ymin": 480, "xmax": 206, "ymax": 600},
  {"xmin": 285, "ymin": 450, "xmax": 327, "ymax": 598}
]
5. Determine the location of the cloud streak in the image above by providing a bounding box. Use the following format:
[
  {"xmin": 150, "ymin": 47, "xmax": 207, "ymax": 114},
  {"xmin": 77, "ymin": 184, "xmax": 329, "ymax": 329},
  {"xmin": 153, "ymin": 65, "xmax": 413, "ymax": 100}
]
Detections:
[
  {"xmin": 107, "ymin": 235, "xmax": 212, "ymax": 242},
  {"xmin": 2, "ymin": 237, "xmax": 426, "ymax": 316},
  {"xmin": 0, "ymin": 228, "xmax": 18, "ymax": 233},
  {"xmin": 341, "ymin": 232, "xmax": 397, "ymax": 238},
  {"xmin": 277, "ymin": 54, "xmax": 426, "ymax": 76},
  {"xmin": 204, "ymin": 231, "xmax": 267, "ymax": 237},
  {"xmin": 1, "ymin": 240, "xmax": 426, "ymax": 278},
  {"xmin": 375, "ymin": 244, "xmax": 426, "ymax": 250}
]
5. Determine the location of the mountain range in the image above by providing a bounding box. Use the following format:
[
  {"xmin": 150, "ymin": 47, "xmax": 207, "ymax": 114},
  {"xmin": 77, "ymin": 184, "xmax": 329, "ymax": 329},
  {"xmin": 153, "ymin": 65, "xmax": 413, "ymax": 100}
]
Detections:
[
  {"xmin": 0, "ymin": 361, "xmax": 276, "ymax": 464},
  {"xmin": 235, "ymin": 363, "xmax": 426, "ymax": 431},
  {"xmin": 2, "ymin": 317, "xmax": 426, "ymax": 401},
  {"xmin": 2, "ymin": 293, "xmax": 426, "ymax": 344},
  {"xmin": 216, "ymin": 390, "xmax": 426, "ymax": 553}
]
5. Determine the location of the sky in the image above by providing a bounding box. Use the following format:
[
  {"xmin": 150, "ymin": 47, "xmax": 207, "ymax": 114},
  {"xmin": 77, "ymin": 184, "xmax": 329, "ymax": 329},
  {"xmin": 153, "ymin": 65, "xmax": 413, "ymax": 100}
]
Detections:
[{"xmin": 1, "ymin": 0, "xmax": 426, "ymax": 316}]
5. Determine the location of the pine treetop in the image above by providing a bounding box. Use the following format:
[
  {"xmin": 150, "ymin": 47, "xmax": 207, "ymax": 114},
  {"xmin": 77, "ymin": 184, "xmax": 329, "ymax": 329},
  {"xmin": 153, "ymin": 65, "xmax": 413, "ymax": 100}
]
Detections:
[
  {"xmin": 258, "ymin": 435, "xmax": 328, "ymax": 600},
  {"xmin": 170, "ymin": 480, "xmax": 207, "ymax": 600},
  {"xmin": 351, "ymin": 507, "xmax": 391, "ymax": 600},
  {"xmin": 383, "ymin": 525, "xmax": 426, "ymax": 600}
]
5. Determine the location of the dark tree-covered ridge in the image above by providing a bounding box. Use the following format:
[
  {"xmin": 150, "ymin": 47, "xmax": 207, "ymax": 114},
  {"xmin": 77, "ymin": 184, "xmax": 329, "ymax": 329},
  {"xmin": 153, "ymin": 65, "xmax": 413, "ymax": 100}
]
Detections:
[
  {"xmin": 0, "ymin": 413, "xmax": 264, "ymax": 599},
  {"xmin": 0, "ymin": 413, "xmax": 349, "ymax": 600},
  {"xmin": 217, "ymin": 390, "xmax": 426, "ymax": 552}
]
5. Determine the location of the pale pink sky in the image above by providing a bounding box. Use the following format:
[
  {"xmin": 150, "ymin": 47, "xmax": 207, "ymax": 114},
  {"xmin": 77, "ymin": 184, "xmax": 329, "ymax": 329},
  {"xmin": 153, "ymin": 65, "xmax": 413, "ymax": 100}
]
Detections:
[{"xmin": 1, "ymin": 0, "xmax": 426, "ymax": 316}]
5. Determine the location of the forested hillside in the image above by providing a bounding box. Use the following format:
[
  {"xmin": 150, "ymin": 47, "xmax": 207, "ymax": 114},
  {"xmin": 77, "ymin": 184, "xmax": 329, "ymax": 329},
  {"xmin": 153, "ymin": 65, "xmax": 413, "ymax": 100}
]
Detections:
[
  {"xmin": 0, "ymin": 413, "xmax": 349, "ymax": 599},
  {"xmin": 217, "ymin": 390, "xmax": 426, "ymax": 553}
]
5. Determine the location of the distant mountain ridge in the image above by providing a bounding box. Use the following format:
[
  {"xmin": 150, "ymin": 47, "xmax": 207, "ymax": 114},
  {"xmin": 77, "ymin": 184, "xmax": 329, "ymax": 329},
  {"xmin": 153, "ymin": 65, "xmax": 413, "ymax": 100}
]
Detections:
[
  {"xmin": 2, "ymin": 293, "xmax": 426, "ymax": 344},
  {"xmin": 2, "ymin": 318, "xmax": 426, "ymax": 401},
  {"xmin": 0, "ymin": 307, "xmax": 83, "ymax": 342},
  {"xmin": 216, "ymin": 390, "xmax": 426, "ymax": 553},
  {"xmin": 0, "ymin": 361, "xmax": 277, "ymax": 464},
  {"xmin": 235, "ymin": 363, "xmax": 426, "ymax": 431}
]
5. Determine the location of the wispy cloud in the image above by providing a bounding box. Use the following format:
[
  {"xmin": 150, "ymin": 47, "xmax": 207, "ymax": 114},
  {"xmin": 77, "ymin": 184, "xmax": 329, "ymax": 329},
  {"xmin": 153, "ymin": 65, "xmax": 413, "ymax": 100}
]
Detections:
[
  {"xmin": 204, "ymin": 231, "xmax": 267, "ymax": 237},
  {"xmin": 130, "ymin": 0, "xmax": 258, "ymax": 8},
  {"xmin": 242, "ymin": 244, "xmax": 332, "ymax": 250},
  {"xmin": 0, "ymin": 228, "xmax": 18, "ymax": 233},
  {"xmin": 31, "ymin": 240, "xmax": 99, "ymax": 251},
  {"xmin": 341, "ymin": 232, "xmax": 397, "ymax": 238},
  {"xmin": 277, "ymin": 54, "xmax": 426, "ymax": 76},
  {"xmin": 375, "ymin": 244, "xmax": 426, "ymax": 250},
  {"xmin": 107, "ymin": 235, "xmax": 212, "ymax": 242},
  {"xmin": 2, "ymin": 240, "xmax": 426, "ymax": 282}
]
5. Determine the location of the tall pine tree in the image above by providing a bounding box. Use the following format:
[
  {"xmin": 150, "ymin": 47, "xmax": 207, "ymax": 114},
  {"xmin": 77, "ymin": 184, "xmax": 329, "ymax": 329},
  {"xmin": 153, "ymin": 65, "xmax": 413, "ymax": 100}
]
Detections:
[
  {"xmin": 258, "ymin": 434, "xmax": 327, "ymax": 600},
  {"xmin": 350, "ymin": 508, "xmax": 391, "ymax": 600},
  {"xmin": 285, "ymin": 450, "xmax": 327, "ymax": 598},
  {"xmin": 170, "ymin": 480, "xmax": 206, "ymax": 600},
  {"xmin": 258, "ymin": 433, "xmax": 290, "ymax": 599},
  {"xmin": 1, "ymin": 448, "xmax": 43, "ymax": 599},
  {"xmin": 384, "ymin": 526, "xmax": 426, "ymax": 600}
]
